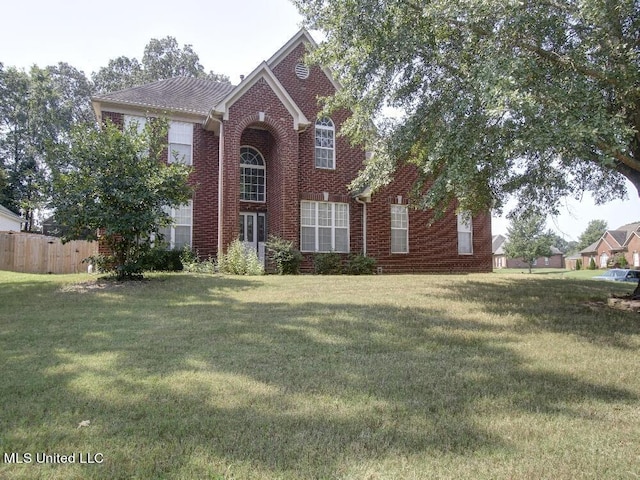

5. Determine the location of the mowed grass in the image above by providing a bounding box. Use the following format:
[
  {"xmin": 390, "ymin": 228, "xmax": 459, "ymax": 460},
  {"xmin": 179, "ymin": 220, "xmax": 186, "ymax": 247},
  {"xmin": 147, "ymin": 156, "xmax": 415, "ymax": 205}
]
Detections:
[{"xmin": 0, "ymin": 271, "xmax": 639, "ymax": 479}]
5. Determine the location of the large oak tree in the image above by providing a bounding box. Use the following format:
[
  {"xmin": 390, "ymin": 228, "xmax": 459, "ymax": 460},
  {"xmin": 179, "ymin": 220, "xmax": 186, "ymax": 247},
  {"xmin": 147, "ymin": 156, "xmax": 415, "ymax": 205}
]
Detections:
[{"xmin": 294, "ymin": 0, "xmax": 639, "ymax": 219}]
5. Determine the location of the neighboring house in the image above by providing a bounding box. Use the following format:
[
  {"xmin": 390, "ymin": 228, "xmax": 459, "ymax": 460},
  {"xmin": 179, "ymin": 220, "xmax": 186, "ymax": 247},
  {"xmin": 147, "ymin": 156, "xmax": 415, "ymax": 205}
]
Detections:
[
  {"xmin": 492, "ymin": 234, "xmax": 565, "ymax": 269},
  {"xmin": 0, "ymin": 205, "xmax": 23, "ymax": 232},
  {"xmin": 91, "ymin": 29, "xmax": 492, "ymax": 273},
  {"xmin": 564, "ymin": 254, "xmax": 582, "ymax": 270},
  {"xmin": 492, "ymin": 234, "xmax": 507, "ymax": 269},
  {"xmin": 580, "ymin": 222, "xmax": 640, "ymax": 268}
]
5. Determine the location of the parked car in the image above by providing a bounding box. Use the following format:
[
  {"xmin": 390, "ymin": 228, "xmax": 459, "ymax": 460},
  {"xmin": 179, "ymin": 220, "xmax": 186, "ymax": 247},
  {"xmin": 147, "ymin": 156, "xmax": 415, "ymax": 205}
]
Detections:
[{"xmin": 592, "ymin": 269, "xmax": 640, "ymax": 282}]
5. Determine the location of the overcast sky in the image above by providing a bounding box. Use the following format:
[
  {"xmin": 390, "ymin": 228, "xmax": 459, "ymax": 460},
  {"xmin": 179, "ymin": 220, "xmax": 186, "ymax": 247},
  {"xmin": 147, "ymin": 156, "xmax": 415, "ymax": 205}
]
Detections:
[{"xmin": 2, "ymin": 0, "xmax": 638, "ymax": 240}]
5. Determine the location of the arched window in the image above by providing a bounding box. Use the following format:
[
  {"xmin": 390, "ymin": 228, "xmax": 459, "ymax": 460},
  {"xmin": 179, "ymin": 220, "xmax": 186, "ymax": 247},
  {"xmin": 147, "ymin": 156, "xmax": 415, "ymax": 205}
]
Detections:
[
  {"xmin": 240, "ymin": 146, "xmax": 266, "ymax": 202},
  {"xmin": 315, "ymin": 117, "xmax": 335, "ymax": 169}
]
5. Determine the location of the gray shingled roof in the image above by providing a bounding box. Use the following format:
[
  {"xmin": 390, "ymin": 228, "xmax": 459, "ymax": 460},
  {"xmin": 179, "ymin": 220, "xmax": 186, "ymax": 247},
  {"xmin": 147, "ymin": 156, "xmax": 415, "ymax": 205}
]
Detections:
[
  {"xmin": 492, "ymin": 234, "xmax": 506, "ymax": 254},
  {"xmin": 93, "ymin": 77, "xmax": 235, "ymax": 116}
]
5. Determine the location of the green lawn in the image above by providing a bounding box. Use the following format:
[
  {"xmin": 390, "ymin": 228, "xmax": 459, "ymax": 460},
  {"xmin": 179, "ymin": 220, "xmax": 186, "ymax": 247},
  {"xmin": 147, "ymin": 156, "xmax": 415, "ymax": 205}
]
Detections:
[{"xmin": 1, "ymin": 271, "xmax": 638, "ymax": 479}]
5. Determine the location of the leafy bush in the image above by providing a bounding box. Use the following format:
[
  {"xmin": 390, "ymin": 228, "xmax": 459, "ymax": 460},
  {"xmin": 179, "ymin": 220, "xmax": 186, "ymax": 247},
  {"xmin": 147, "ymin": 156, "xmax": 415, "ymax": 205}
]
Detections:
[
  {"xmin": 344, "ymin": 253, "xmax": 377, "ymax": 275},
  {"xmin": 218, "ymin": 239, "xmax": 264, "ymax": 275},
  {"xmin": 265, "ymin": 235, "xmax": 303, "ymax": 274},
  {"xmin": 313, "ymin": 252, "xmax": 343, "ymax": 275},
  {"xmin": 588, "ymin": 258, "xmax": 597, "ymax": 270},
  {"xmin": 142, "ymin": 247, "xmax": 184, "ymax": 272},
  {"xmin": 609, "ymin": 253, "xmax": 628, "ymax": 268},
  {"xmin": 575, "ymin": 259, "xmax": 582, "ymax": 271},
  {"xmin": 180, "ymin": 246, "xmax": 217, "ymax": 274}
]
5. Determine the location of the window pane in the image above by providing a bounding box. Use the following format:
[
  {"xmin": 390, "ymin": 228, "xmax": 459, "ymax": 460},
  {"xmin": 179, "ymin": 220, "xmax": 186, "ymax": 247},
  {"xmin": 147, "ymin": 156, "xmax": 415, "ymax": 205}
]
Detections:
[
  {"xmin": 318, "ymin": 203, "xmax": 332, "ymax": 226},
  {"xmin": 301, "ymin": 226, "xmax": 315, "ymax": 251},
  {"xmin": 169, "ymin": 121, "xmax": 192, "ymax": 144},
  {"xmin": 257, "ymin": 215, "xmax": 266, "ymax": 242},
  {"xmin": 458, "ymin": 232, "xmax": 472, "ymax": 254},
  {"xmin": 169, "ymin": 143, "xmax": 191, "ymax": 165},
  {"xmin": 335, "ymin": 228, "xmax": 348, "ymax": 252},
  {"xmin": 457, "ymin": 212, "xmax": 472, "ymax": 232},
  {"xmin": 335, "ymin": 204, "xmax": 348, "ymax": 227},
  {"xmin": 318, "ymin": 227, "xmax": 332, "ymax": 252},
  {"xmin": 174, "ymin": 226, "xmax": 191, "ymax": 250},
  {"xmin": 301, "ymin": 202, "xmax": 315, "ymax": 226},
  {"xmin": 391, "ymin": 230, "xmax": 408, "ymax": 254}
]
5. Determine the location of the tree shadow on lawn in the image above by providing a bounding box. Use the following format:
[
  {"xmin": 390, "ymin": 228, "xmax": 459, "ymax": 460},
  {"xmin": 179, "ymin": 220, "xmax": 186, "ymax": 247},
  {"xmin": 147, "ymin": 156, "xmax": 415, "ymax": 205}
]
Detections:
[
  {"xmin": 1, "ymin": 275, "xmax": 637, "ymax": 479},
  {"xmin": 438, "ymin": 276, "xmax": 640, "ymax": 349}
]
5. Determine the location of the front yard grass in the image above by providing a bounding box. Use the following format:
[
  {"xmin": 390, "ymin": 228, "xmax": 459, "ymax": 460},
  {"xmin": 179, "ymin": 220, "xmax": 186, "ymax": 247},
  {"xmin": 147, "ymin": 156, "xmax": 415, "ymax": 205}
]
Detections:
[{"xmin": 1, "ymin": 271, "xmax": 638, "ymax": 479}]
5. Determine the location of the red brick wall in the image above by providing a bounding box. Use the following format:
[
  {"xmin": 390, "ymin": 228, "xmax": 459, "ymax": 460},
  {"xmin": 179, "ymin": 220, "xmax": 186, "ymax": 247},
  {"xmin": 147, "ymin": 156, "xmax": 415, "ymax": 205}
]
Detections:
[
  {"xmin": 627, "ymin": 234, "xmax": 640, "ymax": 267},
  {"xmin": 506, "ymin": 255, "xmax": 564, "ymax": 269},
  {"xmin": 191, "ymin": 125, "xmax": 219, "ymax": 258},
  {"xmin": 361, "ymin": 163, "xmax": 493, "ymax": 273},
  {"xmin": 221, "ymin": 78, "xmax": 300, "ymax": 251}
]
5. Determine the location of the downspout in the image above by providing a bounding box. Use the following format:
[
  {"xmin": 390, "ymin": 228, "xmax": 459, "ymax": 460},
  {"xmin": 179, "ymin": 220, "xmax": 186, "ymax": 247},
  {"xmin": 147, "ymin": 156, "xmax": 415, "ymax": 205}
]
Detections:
[
  {"xmin": 217, "ymin": 120, "xmax": 225, "ymax": 259},
  {"xmin": 355, "ymin": 197, "xmax": 367, "ymax": 256}
]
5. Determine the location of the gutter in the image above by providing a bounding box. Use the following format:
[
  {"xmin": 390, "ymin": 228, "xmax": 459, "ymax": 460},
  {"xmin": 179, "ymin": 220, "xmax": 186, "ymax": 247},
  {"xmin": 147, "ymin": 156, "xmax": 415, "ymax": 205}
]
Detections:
[{"xmin": 354, "ymin": 186, "xmax": 372, "ymax": 256}]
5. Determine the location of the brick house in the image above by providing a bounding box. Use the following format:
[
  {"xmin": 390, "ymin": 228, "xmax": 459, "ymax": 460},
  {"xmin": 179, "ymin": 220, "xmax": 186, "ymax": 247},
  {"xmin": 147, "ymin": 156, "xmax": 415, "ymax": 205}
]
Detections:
[
  {"xmin": 580, "ymin": 222, "xmax": 640, "ymax": 269},
  {"xmin": 492, "ymin": 234, "xmax": 565, "ymax": 269},
  {"xmin": 91, "ymin": 29, "xmax": 492, "ymax": 273}
]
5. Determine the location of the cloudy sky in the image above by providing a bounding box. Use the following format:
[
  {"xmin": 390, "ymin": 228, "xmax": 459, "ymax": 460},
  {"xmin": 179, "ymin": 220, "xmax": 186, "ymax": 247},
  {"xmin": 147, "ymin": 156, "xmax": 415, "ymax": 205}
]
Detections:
[{"xmin": 2, "ymin": 0, "xmax": 638, "ymax": 240}]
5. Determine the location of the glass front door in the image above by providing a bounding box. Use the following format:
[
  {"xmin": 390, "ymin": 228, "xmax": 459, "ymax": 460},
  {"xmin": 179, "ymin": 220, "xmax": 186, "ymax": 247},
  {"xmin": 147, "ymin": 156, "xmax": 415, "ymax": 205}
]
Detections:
[{"xmin": 239, "ymin": 212, "xmax": 266, "ymax": 263}]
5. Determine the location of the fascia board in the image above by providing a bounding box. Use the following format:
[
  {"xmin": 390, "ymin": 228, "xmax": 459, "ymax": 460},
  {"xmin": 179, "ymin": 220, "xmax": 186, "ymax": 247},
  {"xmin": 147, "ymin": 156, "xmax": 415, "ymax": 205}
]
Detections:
[
  {"xmin": 266, "ymin": 28, "xmax": 342, "ymax": 92},
  {"xmin": 213, "ymin": 62, "xmax": 310, "ymax": 131}
]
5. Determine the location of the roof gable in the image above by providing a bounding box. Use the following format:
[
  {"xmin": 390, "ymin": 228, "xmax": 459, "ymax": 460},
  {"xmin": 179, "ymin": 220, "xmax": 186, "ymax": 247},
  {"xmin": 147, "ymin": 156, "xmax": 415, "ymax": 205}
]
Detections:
[
  {"xmin": 266, "ymin": 28, "xmax": 341, "ymax": 92},
  {"xmin": 206, "ymin": 62, "xmax": 310, "ymax": 131}
]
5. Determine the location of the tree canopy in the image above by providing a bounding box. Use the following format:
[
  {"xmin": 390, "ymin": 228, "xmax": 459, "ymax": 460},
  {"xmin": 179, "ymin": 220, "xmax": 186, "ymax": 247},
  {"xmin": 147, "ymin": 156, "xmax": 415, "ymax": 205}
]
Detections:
[
  {"xmin": 576, "ymin": 219, "xmax": 608, "ymax": 250},
  {"xmin": 504, "ymin": 214, "xmax": 554, "ymax": 273},
  {"xmin": 49, "ymin": 120, "xmax": 193, "ymax": 278},
  {"xmin": 92, "ymin": 36, "xmax": 230, "ymax": 94},
  {"xmin": 0, "ymin": 36, "xmax": 229, "ymax": 230},
  {"xmin": 295, "ymin": 0, "xmax": 640, "ymax": 218}
]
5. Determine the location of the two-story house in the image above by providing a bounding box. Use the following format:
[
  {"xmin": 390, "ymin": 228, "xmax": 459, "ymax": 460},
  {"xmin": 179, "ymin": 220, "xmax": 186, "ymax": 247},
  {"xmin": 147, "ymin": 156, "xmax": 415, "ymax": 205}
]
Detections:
[{"xmin": 91, "ymin": 29, "xmax": 492, "ymax": 273}]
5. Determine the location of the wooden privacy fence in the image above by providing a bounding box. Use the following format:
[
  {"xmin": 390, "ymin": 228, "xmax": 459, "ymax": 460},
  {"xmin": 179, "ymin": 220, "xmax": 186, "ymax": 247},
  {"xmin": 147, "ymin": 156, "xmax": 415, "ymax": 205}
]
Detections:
[{"xmin": 0, "ymin": 232, "xmax": 98, "ymax": 274}]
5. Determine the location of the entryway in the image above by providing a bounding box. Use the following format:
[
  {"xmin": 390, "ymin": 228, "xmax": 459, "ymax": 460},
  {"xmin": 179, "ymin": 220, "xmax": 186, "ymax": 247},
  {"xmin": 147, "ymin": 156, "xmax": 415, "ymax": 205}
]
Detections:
[{"xmin": 239, "ymin": 212, "xmax": 266, "ymax": 264}]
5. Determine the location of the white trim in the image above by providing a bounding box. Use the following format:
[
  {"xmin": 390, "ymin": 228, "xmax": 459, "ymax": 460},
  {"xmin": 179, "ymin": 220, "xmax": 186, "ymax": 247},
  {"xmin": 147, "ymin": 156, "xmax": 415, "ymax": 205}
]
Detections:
[
  {"xmin": 168, "ymin": 121, "xmax": 193, "ymax": 165},
  {"xmin": 390, "ymin": 204, "xmax": 408, "ymax": 254},
  {"xmin": 266, "ymin": 29, "xmax": 342, "ymax": 92},
  {"xmin": 315, "ymin": 117, "xmax": 336, "ymax": 169},
  {"xmin": 240, "ymin": 145, "xmax": 267, "ymax": 203},
  {"xmin": 210, "ymin": 62, "xmax": 310, "ymax": 131},
  {"xmin": 457, "ymin": 211, "xmax": 473, "ymax": 255},
  {"xmin": 94, "ymin": 101, "xmax": 206, "ymax": 124},
  {"xmin": 300, "ymin": 200, "xmax": 350, "ymax": 253}
]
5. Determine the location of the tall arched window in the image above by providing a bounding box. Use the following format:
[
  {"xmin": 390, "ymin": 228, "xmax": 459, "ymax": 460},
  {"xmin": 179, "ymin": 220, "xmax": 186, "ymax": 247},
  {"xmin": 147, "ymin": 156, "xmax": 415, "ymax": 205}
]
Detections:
[
  {"xmin": 240, "ymin": 146, "xmax": 266, "ymax": 202},
  {"xmin": 315, "ymin": 117, "xmax": 335, "ymax": 169}
]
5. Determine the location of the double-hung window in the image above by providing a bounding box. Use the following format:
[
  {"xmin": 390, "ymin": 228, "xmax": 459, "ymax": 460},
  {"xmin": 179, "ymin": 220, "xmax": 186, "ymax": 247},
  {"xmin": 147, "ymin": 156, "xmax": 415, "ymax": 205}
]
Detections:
[
  {"xmin": 168, "ymin": 121, "xmax": 193, "ymax": 165},
  {"xmin": 301, "ymin": 201, "xmax": 349, "ymax": 252},
  {"xmin": 457, "ymin": 211, "xmax": 473, "ymax": 255},
  {"xmin": 159, "ymin": 201, "xmax": 192, "ymax": 250},
  {"xmin": 391, "ymin": 204, "xmax": 408, "ymax": 253},
  {"xmin": 314, "ymin": 118, "xmax": 335, "ymax": 169}
]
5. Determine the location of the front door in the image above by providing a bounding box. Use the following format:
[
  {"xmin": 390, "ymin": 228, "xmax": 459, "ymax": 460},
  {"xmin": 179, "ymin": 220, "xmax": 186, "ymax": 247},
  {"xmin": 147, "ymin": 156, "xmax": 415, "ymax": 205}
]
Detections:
[{"xmin": 239, "ymin": 212, "xmax": 266, "ymax": 264}]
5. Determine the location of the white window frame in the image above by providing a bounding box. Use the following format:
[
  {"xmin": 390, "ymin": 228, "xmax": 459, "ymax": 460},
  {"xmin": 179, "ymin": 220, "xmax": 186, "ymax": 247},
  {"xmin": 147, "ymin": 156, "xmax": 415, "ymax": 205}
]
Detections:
[
  {"xmin": 168, "ymin": 121, "xmax": 193, "ymax": 165},
  {"xmin": 159, "ymin": 200, "xmax": 193, "ymax": 250},
  {"xmin": 300, "ymin": 201, "xmax": 349, "ymax": 253},
  {"xmin": 391, "ymin": 204, "xmax": 409, "ymax": 254},
  {"xmin": 457, "ymin": 211, "xmax": 473, "ymax": 255},
  {"xmin": 240, "ymin": 146, "xmax": 266, "ymax": 203},
  {"xmin": 124, "ymin": 115, "xmax": 146, "ymax": 133},
  {"xmin": 314, "ymin": 118, "xmax": 335, "ymax": 169}
]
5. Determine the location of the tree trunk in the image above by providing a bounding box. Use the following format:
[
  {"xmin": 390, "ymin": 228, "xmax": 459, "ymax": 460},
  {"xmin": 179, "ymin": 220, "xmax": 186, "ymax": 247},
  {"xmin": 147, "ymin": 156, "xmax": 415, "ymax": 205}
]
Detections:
[{"xmin": 633, "ymin": 278, "xmax": 640, "ymax": 300}]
